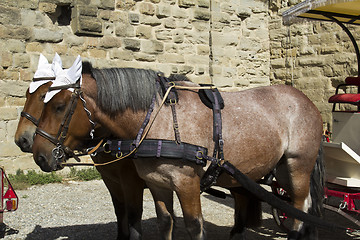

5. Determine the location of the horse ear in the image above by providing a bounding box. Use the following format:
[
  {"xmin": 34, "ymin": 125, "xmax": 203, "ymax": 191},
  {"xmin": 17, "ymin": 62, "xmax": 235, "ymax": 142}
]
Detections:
[
  {"xmin": 37, "ymin": 54, "xmax": 49, "ymax": 70},
  {"xmin": 52, "ymin": 60, "xmax": 63, "ymax": 76},
  {"xmin": 66, "ymin": 55, "xmax": 82, "ymax": 84},
  {"xmin": 52, "ymin": 53, "xmax": 62, "ymax": 68}
]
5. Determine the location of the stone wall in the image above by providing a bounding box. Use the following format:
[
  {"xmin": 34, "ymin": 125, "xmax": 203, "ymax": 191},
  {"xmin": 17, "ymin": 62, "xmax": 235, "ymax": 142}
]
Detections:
[
  {"xmin": 269, "ymin": 0, "xmax": 360, "ymax": 130},
  {"xmin": 1, "ymin": 0, "xmax": 359, "ymax": 172},
  {"xmin": 0, "ymin": 0, "xmax": 271, "ymax": 172}
]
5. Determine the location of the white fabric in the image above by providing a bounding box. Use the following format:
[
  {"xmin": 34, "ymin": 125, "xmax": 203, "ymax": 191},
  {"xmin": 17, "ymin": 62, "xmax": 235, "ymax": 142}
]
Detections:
[
  {"xmin": 44, "ymin": 55, "xmax": 82, "ymax": 103},
  {"xmin": 29, "ymin": 53, "xmax": 62, "ymax": 93}
]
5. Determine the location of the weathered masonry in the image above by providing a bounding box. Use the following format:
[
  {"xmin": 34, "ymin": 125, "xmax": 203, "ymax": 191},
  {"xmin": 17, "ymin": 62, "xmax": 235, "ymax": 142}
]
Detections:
[{"xmin": 0, "ymin": 0, "xmax": 359, "ymax": 172}]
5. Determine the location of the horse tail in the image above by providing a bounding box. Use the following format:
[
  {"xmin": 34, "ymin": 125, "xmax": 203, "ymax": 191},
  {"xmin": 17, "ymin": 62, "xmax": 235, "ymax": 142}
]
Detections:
[{"xmin": 309, "ymin": 142, "xmax": 325, "ymax": 217}]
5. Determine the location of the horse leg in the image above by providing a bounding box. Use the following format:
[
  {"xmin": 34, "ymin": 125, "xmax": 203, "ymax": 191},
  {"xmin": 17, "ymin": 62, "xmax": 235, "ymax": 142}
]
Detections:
[
  {"xmin": 229, "ymin": 188, "xmax": 262, "ymax": 240},
  {"xmin": 147, "ymin": 183, "xmax": 175, "ymax": 240},
  {"xmin": 100, "ymin": 174, "xmax": 130, "ymax": 239},
  {"xmin": 277, "ymin": 154, "xmax": 323, "ymax": 240},
  {"xmin": 120, "ymin": 163, "xmax": 145, "ymax": 240},
  {"xmin": 96, "ymin": 158, "xmax": 145, "ymax": 240},
  {"xmin": 175, "ymin": 181, "xmax": 205, "ymax": 240}
]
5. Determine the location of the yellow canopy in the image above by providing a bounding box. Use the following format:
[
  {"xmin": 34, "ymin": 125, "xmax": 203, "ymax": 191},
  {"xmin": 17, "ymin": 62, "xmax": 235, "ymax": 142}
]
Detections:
[{"xmin": 283, "ymin": 0, "xmax": 360, "ymax": 25}]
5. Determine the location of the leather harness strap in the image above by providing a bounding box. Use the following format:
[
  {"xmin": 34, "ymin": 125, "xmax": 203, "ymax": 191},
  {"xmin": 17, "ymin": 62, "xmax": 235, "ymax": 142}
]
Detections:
[{"xmin": 157, "ymin": 74, "xmax": 181, "ymax": 143}]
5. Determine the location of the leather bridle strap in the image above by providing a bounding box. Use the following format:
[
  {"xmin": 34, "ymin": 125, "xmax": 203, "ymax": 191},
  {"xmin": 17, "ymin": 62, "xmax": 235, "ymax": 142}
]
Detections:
[
  {"xmin": 21, "ymin": 111, "xmax": 39, "ymax": 126},
  {"xmin": 55, "ymin": 90, "xmax": 80, "ymax": 144},
  {"xmin": 35, "ymin": 85, "xmax": 82, "ymax": 163},
  {"xmin": 20, "ymin": 77, "xmax": 56, "ymax": 127}
]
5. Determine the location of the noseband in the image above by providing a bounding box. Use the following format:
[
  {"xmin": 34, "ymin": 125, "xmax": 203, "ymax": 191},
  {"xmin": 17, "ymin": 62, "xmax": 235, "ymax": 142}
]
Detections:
[
  {"xmin": 35, "ymin": 81, "xmax": 95, "ymax": 164},
  {"xmin": 21, "ymin": 77, "xmax": 56, "ymax": 126}
]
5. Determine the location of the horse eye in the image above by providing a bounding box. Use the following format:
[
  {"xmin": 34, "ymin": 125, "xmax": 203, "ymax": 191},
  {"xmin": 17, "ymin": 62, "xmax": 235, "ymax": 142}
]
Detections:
[
  {"xmin": 40, "ymin": 94, "xmax": 45, "ymax": 101},
  {"xmin": 55, "ymin": 104, "xmax": 66, "ymax": 113}
]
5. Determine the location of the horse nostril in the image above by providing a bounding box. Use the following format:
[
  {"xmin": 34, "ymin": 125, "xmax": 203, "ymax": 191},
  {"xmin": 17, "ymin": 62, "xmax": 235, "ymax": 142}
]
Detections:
[
  {"xmin": 36, "ymin": 154, "xmax": 52, "ymax": 172},
  {"xmin": 16, "ymin": 136, "xmax": 32, "ymax": 153}
]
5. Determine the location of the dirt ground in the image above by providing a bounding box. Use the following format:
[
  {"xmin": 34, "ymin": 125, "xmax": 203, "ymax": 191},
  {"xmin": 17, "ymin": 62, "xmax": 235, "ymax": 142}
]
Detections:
[{"xmin": 3, "ymin": 180, "xmax": 360, "ymax": 240}]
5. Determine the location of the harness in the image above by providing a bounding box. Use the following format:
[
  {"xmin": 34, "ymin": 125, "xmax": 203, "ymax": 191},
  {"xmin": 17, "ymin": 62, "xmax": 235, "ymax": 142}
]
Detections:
[{"xmin": 33, "ymin": 75, "xmax": 358, "ymax": 234}]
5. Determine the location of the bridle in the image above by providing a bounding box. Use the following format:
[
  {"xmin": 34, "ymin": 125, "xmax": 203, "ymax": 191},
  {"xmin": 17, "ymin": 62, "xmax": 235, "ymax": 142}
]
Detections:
[
  {"xmin": 35, "ymin": 80, "xmax": 96, "ymax": 164},
  {"xmin": 21, "ymin": 77, "xmax": 56, "ymax": 126}
]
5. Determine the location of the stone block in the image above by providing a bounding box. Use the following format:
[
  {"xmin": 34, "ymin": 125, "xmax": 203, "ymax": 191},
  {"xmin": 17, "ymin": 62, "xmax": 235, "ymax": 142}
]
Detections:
[
  {"xmin": 173, "ymin": 30, "xmax": 184, "ymax": 43},
  {"xmin": 13, "ymin": 53, "xmax": 30, "ymax": 68},
  {"xmin": 129, "ymin": 12, "xmax": 140, "ymax": 24},
  {"xmin": 32, "ymin": 28, "xmax": 63, "ymax": 42},
  {"xmin": 195, "ymin": 66, "xmax": 205, "ymax": 75},
  {"xmin": 297, "ymin": 58, "xmax": 325, "ymax": 67},
  {"xmin": 110, "ymin": 49, "xmax": 134, "ymax": 61},
  {"xmin": 0, "ymin": 25, "xmax": 31, "ymax": 40},
  {"xmin": 197, "ymin": 45, "xmax": 209, "ymax": 55},
  {"xmin": 141, "ymin": 15, "xmax": 161, "ymax": 26},
  {"xmin": 38, "ymin": 2, "xmax": 57, "ymax": 14},
  {"xmin": 141, "ymin": 40, "xmax": 164, "ymax": 54},
  {"xmin": 0, "ymin": 80, "xmax": 28, "ymax": 97},
  {"xmin": 72, "ymin": 16, "xmax": 103, "ymax": 36},
  {"xmin": 109, "ymin": 11, "xmax": 128, "ymax": 22},
  {"xmin": 155, "ymin": 29, "xmax": 172, "ymax": 40},
  {"xmin": 136, "ymin": 25, "xmax": 152, "ymax": 39},
  {"xmin": 26, "ymin": 42, "xmax": 44, "ymax": 53},
  {"xmin": 0, "ymin": 107, "xmax": 18, "ymax": 120},
  {"xmin": 134, "ymin": 53, "xmax": 156, "ymax": 62},
  {"xmin": 178, "ymin": 65, "xmax": 194, "ymax": 74},
  {"xmin": 179, "ymin": 0, "xmax": 195, "ymax": 8},
  {"xmin": 116, "ymin": 0, "xmax": 136, "ymax": 11},
  {"xmin": 100, "ymin": 0, "xmax": 115, "ymax": 10},
  {"xmin": 139, "ymin": 2, "xmax": 155, "ymax": 15},
  {"xmin": 234, "ymin": 78, "xmax": 250, "ymax": 87},
  {"xmin": 88, "ymin": 49, "xmax": 107, "ymax": 58},
  {"xmin": 198, "ymin": 0, "xmax": 210, "ymax": 8},
  {"xmin": 0, "ymin": 6, "xmax": 21, "ymax": 25},
  {"xmin": 6, "ymin": 39, "xmax": 26, "ymax": 53},
  {"xmin": 115, "ymin": 23, "xmax": 135, "ymax": 37},
  {"xmin": 173, "ymin": 8, "xmax": 188, "ymax": 19},
  {"xmin": 194, "ymin": 8, "xmax": 210, "ymax": 21},
  {"xmin": 122, "ymin": 38, "xmax": 140, "ymax": 51},
  {"xmin": 73, "ymin": 5, "xmax": 98, "ymax": 17},
  {"xmin": 164, "ymin": 18, "xmax": 176, "ymax": 29},
  {"xmin": 0, "ymin": 51, "xmax": 12, "ymax": 68},
  {"xmin": 158, "ymin": 53, "xmax": 185, "ymax": 64},
  {"xmin": 0, "ymin": 142, "xmax": 23, "ymax": 158},
  {"xmin": 156, "ymin": 4, "xmax": 171, "ymax": 18},
  {"xmin": 100, "ymin": 36, "xmax": 122, "ymax": 48},
  {"xmin": 213, "ymin": 77, "xmax": 233, "ymax": 87},
  {"xmin": 271, "ymin": 58, "xmax": 285, "ymax": 68}
]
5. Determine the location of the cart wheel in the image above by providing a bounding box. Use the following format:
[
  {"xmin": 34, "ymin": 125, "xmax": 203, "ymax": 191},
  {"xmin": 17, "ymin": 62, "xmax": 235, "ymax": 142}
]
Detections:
[{"xmin": 271, "ymin": 183, "xmax": 292, "ymax": 233}]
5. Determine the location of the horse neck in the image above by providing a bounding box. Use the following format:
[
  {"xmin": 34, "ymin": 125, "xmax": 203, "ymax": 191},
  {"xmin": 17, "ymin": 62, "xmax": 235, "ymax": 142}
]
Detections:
[{"xmin": 81, "ymin": 74, "xmax": 147, "ymax": 139}]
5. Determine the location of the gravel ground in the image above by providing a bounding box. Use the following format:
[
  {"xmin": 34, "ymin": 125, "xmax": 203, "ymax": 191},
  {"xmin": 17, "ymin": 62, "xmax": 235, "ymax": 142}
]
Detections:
[{"xmin": 1, "ymin": 180, "xmax": 360, "ymax": 240}]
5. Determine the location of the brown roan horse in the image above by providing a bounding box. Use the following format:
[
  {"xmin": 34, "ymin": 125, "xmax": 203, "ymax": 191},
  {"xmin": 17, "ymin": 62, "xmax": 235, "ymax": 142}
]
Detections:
[
  {"xmin": 14, "ymin": 77, "xmax": 145, "ymax": 239},
  {"xmin": 15, "ymin": 62, "xmax": 259, "ymax": 240},
  {"xmin": 32, "ymin": 63, "xmax": 324, "ymax": 240}
]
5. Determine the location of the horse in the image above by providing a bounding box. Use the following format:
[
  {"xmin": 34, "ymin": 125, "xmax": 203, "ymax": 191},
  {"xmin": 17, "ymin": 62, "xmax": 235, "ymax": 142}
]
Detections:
[
  {"xmin": 32, "ymin": 58, "xmax": 324, "ymax": 240},
  {"xmin": 14, "ymin": 55, "xmax": 145, "ymax": 240}
]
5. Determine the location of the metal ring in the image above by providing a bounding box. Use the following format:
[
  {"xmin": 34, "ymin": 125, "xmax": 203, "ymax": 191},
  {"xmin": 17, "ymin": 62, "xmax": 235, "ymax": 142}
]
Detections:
[
  {"xmin": 169, "ymin": 98, "xmax": 177, "ymax": 105},
  {"xmin": 196, "ymin": 151, "xmax": 203, "ymax": 160},
  {"xmin": 116, "ymin": 152, "xmax": 123, "ymax": 159},
  {"xmin": 103, "ymin": 142, "xmax": 111, "ymax": 154}
]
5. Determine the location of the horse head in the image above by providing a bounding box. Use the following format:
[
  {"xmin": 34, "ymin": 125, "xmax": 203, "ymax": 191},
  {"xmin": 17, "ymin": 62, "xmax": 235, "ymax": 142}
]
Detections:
[
  {"xmin": 32, "ymin": 56, "xmax": 101, "ymax": 172},
  {"xmin": 15, "ymin": 53, "xmax": 61, "ymax": 152}
]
